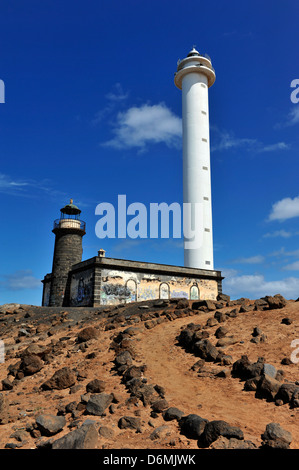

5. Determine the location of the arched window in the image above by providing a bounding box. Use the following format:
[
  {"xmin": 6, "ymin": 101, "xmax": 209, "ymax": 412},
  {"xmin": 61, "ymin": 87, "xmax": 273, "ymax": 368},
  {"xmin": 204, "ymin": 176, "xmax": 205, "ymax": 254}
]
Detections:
[
  {"xmin": 159, "ymin": 282, "xmax": 170, "ymax": 299},
  {"xmin": 126, "ymin": 279, "xmax": 137, "ymax": 302},
  {"xmin": 190, "ymin": 284, "xmax": 199, "ymax": 300}
]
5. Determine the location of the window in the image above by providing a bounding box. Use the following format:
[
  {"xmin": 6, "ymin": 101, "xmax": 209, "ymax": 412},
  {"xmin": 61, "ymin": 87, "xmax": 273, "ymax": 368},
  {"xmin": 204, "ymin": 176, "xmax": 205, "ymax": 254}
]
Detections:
[
  {"xmin": 126, "ymin": 279, "xmax": 137, "ymax": 303},
  {"xmin": 190, "ymin": 284, "xmax": 199, "ymax": 300},
  {"xmin": 159, "ymin": 282, "xmax": 170, "ymax": 299}
]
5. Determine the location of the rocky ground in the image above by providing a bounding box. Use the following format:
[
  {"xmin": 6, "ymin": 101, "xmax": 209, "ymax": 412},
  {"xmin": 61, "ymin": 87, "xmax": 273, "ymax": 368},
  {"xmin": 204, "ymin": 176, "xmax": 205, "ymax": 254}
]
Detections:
[{"xmin": 0, "ymin": 293, "xmax": 298, "ymax": 450}]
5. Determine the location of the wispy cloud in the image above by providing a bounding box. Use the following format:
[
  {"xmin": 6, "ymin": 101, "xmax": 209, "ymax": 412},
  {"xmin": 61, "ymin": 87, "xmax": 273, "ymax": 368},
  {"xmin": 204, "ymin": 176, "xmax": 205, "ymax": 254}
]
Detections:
[
  {"xmin": 263, "ymin": 230, "xmax": 292, "ymax": 239},
  {"xmin": 231, "ymin": 255, "xmax": 265, "ymax": 264},
  {"xmin": 287, "ymin": 106, "xmax": 299, "ymax": 125},
  {"xmin": 210, "ymin": 127, "xmax": 256, "ymax": 152},
  {"xmin": 0, "ymin": 172, "xmax": 87, "ymax": 208},
  {"xmin": 92, "ymin": 83, "xmax": 129, "ymax": 124},
  {"xmin": 0, "ymin": 270, "xmax": 41, "ymax": 291},
  {"xmin": 221, "ymin": 267, "xmax": 239, "ymax": 278},
  {"xmin": 269, "ymin": 247, "xmax": 299, "ymax": 259},
  {"xmin": 0, "ymin": 173, "xmax": 29, "ymax": 195},
  {"xmin": 275, "ymin": 106, "xmax": 299, "ymax": 128},
  {"xmin": 210, "ymin": 126, "xmax": 289, "ymax": 154},
  {"xmin": 257, "ymin": 142, "xmax": 290, "ymax": 152},
  {"xmin": 263, "ymin": 229, "xmax": 299, "ymax": 239},
  {"xmin": 283, "ymin": 260, "xmax": 299, "ymax": 271},
  {"xmin": 102, "ymin": 103, "xmax": 182, "ymax": 151},
  {"xmin": 105, "ymin": 83, "xmax": 129, "ymax": 102},
  {"xmin": 268, "ymin": 195, "xmax": 299, "ymax": 221}
]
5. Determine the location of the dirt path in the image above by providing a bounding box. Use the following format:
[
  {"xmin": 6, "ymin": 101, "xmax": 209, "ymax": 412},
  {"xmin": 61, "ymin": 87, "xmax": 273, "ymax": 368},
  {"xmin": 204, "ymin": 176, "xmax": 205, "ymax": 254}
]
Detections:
[{"xmin": 136, "ymin": 313, "xmax": 299, "ymax": 448}]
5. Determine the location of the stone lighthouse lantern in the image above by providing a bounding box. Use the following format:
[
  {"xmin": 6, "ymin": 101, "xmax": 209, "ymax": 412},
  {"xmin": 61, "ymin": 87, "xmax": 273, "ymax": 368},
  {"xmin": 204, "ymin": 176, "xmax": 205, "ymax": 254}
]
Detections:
[{"xmin": 48, "ymin": 199, "xmax": 86, "ymax": 307}]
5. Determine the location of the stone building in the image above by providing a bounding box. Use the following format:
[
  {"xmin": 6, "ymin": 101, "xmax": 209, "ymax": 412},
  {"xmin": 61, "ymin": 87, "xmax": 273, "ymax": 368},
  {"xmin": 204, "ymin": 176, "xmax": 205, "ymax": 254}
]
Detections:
[{"xmin": 42, "ymin": 201, "xmax": 223, "ymax": 307}]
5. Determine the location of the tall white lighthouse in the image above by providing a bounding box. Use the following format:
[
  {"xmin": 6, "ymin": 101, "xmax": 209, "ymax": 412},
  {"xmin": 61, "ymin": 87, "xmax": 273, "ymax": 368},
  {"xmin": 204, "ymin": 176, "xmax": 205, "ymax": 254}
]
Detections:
[{"xmin": 175, "ymin": 47, "xmax": 216, "ymax": 270}]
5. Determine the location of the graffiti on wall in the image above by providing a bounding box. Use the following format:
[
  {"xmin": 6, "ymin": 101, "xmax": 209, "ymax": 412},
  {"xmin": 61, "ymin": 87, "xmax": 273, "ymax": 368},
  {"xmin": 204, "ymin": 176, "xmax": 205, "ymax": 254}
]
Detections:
[
  {"xmin": 70, "ymin": 269, "xmax": 93, "ymax": 306},
  {"xmin": 138, "ymin": 286, "xmax": 158, "ymax": 301},
  {"xmin": 171, "ymin": 290, "xmax": 189, "ymax": 299},
  {"xmin": 99, "ymin": 268, "xmax": 218, "ymax": 305},
  {"xmin": 76, "ymin": 277, "xmax": 92, "ymax": 303},
  {"xmin": 102, "ymin": 283, "xmax": 131, "ymax": 298}
]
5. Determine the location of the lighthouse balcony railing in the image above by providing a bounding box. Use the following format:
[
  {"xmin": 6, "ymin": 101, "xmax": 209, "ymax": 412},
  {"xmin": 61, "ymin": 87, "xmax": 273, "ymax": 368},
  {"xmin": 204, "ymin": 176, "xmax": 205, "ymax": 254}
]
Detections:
[{"xmin": 54, "ymin": 219, "xmax": 86, "ymax": 231}]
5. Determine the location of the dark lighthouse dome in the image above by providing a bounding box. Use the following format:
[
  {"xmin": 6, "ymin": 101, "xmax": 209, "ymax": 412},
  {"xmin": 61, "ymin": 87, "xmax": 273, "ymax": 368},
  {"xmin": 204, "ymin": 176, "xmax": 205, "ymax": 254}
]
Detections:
[{"xmin": 60, "ymin": 199, "xmax": 81, "ymax": 216}]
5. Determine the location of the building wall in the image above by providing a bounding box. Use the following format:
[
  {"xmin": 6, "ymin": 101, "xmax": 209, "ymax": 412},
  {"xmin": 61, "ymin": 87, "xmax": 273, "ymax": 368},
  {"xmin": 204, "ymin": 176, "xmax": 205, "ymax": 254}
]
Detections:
[
  {"xmin": 69, "ymin": 267, "xmax": 94, "ymax": 307},
  {"xmin": 42, "ymin": 279, "xmax": 51, "ymax": 306},
  {"xmin": 99, "ymin": 268, "xmax": 218, "ymax": 305}
]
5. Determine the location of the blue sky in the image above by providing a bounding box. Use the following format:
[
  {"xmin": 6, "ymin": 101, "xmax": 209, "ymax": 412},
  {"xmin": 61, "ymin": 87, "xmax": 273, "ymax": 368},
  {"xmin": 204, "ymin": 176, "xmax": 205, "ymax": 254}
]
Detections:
[{"xmin": 0, "ymin": 0, "xmax": 299, "ymax": 304}]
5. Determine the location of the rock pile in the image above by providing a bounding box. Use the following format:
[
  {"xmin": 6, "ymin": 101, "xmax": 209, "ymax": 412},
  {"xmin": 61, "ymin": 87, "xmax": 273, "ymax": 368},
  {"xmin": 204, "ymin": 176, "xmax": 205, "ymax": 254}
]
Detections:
[{"xmin": 232, "ymin": 355, "xmax": 299, "ymax": 407}]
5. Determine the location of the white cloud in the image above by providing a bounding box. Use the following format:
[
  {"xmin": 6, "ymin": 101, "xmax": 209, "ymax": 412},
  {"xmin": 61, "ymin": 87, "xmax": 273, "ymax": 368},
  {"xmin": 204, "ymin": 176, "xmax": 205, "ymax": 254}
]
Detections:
[
  {"xmin": 257, "ymin": 142, "xmax": 290, "ymax": 152},
  {"xmin": 263, "ymin": 230, "xmax": 292, "ymax": 239},
  {"xmin": 286, "ymin": 107, "xmax": 299, "ymax": 126},
  {"xmin": 286, "ymin": 249, "xmax": 299, "ymax": 257},
  {"xmin": 221, "ymin": 268, "xmax": 239, "ymax": 278},
  {"xmin": 263, "ymin": 230, "xmax": 293, "ymax": 239},
  {"xmin": 93, "ymin": 84, "xmax": 129, "ymax": 124},
  {"xmin": 105, "ymin": 83, "xmax": 129, "ymax": 102},
  {"xmin": 223, "ymin": 273, "xmax": 299, "ymax": 299},
  {"xmin": 210, "ymin": 128, "xmax": 256, "ymax": 152},
  {"xmin": 232, "ymin": 255, "xmax": 265, "ymax": 264},
  {"xmin": 211, "ymin": 127, "xmax": 289, "ymax": 154},
  {"xmin": 103, "ymin": 103, "xmax": 182, "ymax": 150},
  {"xmin": 268, "ymin": 195, "xmax": 299, "ymax": 221},
  {"xmin": 0, "ymin": 172, "xmax": 76, "ymax": 204},
  {"xmin": 269, "ymin": 247, "xmax": 299, "ymax": 258},
  {"xmin": 283, "ymin": 261, "xmax": 299, "ymax": 271},
  {"xmin": 0, "ymin": 173, "xmax": 29, "ymax": 194},
  {"xmin": 0, "ymin": 270, "xmax": 41, "ymax": 291},
  {"xmin": 275, "ymin": 106, "xmax": 299, "ymax": 128}
]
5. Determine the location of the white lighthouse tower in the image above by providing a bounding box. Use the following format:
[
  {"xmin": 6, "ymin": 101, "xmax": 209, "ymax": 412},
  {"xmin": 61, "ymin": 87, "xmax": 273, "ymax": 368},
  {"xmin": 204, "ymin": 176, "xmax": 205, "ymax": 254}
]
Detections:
[{"xmin": 175, "ymin": 46, "xmax": 216, "ymax": 270}]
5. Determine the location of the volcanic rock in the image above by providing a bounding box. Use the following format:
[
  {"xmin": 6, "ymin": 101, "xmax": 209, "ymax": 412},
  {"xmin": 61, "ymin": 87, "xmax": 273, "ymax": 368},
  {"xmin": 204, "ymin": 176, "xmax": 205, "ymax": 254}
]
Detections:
[{"xmin": 41, "ymin": 367, "xmax": 77, "ymax": 390}]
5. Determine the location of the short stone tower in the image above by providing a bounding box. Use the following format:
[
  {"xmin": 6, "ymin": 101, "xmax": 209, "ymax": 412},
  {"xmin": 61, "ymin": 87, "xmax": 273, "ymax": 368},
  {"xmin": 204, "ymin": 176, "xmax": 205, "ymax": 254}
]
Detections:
[{"xmin": 49, "ymin": 200, "xmax": 86, "ymax": 307}]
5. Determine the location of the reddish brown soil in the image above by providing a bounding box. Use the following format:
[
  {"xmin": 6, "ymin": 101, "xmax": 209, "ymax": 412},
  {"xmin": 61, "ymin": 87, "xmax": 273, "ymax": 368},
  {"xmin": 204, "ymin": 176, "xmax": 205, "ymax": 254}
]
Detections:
[{"xmin": 0, "ymin": 299, "xmax": 298, "ymax": 449}]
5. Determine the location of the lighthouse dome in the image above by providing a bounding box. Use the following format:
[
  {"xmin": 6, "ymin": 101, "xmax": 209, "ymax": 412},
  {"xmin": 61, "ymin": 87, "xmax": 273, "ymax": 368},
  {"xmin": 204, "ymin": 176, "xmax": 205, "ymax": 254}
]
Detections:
[
  {"xmin": 187, "ymin": 47, "xmax": 200, "ymax": 57},
  {"xmin": 60, "ymin": 199, "xmax": 81, "ymax": 216}
]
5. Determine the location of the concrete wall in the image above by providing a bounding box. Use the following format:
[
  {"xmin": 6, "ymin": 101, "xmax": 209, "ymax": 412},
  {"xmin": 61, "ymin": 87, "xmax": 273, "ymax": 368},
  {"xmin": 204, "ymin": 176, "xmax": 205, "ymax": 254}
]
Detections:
[{"xmin": 99, "ymin": 268, "xmax": 218, "ymax": 305}]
